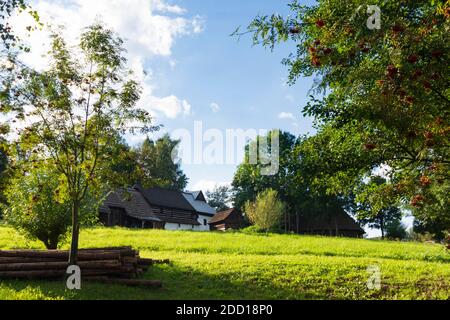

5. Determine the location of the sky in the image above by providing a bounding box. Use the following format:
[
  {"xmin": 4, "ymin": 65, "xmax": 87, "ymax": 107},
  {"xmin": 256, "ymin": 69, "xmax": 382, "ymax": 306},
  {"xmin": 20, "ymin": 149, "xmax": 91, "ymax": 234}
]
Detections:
[{"xmin": 7, "ymin": 0, "xmax": 407, "ymax": 237}]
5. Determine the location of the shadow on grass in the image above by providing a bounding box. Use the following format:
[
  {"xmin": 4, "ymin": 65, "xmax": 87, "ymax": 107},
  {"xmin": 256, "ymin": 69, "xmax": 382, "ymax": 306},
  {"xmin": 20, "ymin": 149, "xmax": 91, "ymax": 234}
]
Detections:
[{"xmin": 0, "ymin": 262, "xmax": 322, "ymax": 300}]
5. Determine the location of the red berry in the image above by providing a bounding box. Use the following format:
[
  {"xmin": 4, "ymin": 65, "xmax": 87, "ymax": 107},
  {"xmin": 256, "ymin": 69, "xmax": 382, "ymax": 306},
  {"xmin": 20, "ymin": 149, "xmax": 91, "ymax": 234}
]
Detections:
[
  {"xmin": 315, "ymin": 19, "xmax": 325, "ymax": 28},
  {"xmin": 431, "ymin": 50, "xmax": 443, "ymax": 58},
  {"xmin": 405, "ymin": 96, "xmax": 414, "ymax": 104},
  {"xmin": 364, "ymin": 143, "xmax": 376, "ymax": 150},
  {"xmin": 423, "ymin": 81, "xmax": 432, "ymax": 91},
  {"xmin": 392, "ymin": 24, "xmax": 405, "ymax": 33},
  {"xmin": 423, "ymin": 131, "xmax": 434, "ymax": 140},
  {"xmin": 411, "ymin": 69, "xmax": 423, "ymax": 80},
  {"xmin": 420, "ymin": 176, "xmax": 431, "ymax": 187},
  {"xmin": 407, "ymin": 54, "xmax": 418, "ymax": 63},
  {"xmin": 386, "ymin": 64, "xmax": 398, "ymax": 78},
  {"xmin": 311, "ymin": 57, "xmax": 321, "ymax": 67}
]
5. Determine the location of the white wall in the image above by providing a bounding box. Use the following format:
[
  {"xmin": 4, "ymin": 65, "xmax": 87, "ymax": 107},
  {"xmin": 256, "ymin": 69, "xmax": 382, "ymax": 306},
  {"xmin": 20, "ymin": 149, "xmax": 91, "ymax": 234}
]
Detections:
[
  {"xmin": 196, "ymin": 214, "xmax": 212, "ymax": 231},
  {"xmin": 163, "ymin": 214, "xmax": 212, "ymax": 232}
]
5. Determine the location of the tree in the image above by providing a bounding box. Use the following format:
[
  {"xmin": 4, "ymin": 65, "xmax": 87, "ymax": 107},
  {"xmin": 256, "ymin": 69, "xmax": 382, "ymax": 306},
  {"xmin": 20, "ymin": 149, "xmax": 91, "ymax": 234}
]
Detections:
[
  {"xmin": 385, "ymin": 219, "xmax": 407, "ymax": 240},
  {"xmin": 134, "ymin": 134, "xmax": 188, "ymax": 190},
  {"xmin": 244, "ymin": 189, "xmax": 285, "ymax": 232},
  {"xmin": 232, "ymin": 130, "xmax": 302, "ymax": 210},
  {"xmin": 0, "ymin": 0, "xmax": 39, "ymax": 49},
  {"xmin": 3, "ymin": 165, "xmax": 72, "ymax": 249},
  {"xmin": 232, "ymin": 130, "xmax": 357, "ymax": 232},
  {"xmin": 0, "ymin": 144, "xmax": 8, "ymax": 219},
  {"xmin": 238, "ymin": 0, "xmax": 449, "ymax": 232},
  {"xmin": 0, "ymin": 24, "xmax": 157, "ymax": 264},
  {"xmin": 206, "ymin": 185, "xmax": 231, "ymax": 212},
  {"xmin": 356, "ymin": 176, "xmax": 403, "ymax": 239}
]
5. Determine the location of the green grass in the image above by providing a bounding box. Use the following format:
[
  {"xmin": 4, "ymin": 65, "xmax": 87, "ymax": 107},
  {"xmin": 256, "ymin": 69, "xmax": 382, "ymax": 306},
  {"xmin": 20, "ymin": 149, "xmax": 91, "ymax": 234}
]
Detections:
[{"xmin": 0, "ymin": 226, "xmax": 449, "ymax": 300}]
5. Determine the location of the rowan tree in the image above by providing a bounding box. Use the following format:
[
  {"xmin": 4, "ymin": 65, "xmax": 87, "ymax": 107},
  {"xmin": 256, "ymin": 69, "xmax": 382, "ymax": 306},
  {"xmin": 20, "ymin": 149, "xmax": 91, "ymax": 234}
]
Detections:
[
  {"xmin": 237, "ymin": 0, "xmax": 449, "ymax": 231},
  {"xmin": 0, "ymin": 24, "xmax": 158, "ymax": 264}
]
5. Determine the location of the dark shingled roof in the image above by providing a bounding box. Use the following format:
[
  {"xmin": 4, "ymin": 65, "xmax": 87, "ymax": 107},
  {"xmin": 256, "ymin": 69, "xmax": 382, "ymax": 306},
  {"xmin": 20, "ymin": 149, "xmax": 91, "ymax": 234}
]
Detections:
[
  {"xmin": 209, "ymin": 208, "xmax": 236, "ymax": 224},
  {"xmin": 100, "ymin": 186, "xmax": 202, "ymax": 226},
  {"xmin": 135, "ymin": 186, "xmax": 196, "ymax": 211},
  {"xmin": 297, "ymin": 210, "xmax": 364, "ymax": 234},
  {"xmin": 100, "ymin": 189, "xmax": 161, "ymax": 222}
]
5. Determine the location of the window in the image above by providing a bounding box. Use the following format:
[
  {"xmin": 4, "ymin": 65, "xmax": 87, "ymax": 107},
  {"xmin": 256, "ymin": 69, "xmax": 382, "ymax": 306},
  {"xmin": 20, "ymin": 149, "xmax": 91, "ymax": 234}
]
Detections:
[{"xmin": 203, "ymin": 219, "xmax": 207, "ymax": 226}]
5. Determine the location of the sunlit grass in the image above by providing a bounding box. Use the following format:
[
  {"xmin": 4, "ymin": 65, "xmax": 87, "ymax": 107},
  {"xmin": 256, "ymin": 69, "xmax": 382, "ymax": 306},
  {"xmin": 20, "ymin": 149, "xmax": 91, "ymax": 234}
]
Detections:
[{"xmin": 0, "ymin": 226, "xmax": 448, "ymax": 300}]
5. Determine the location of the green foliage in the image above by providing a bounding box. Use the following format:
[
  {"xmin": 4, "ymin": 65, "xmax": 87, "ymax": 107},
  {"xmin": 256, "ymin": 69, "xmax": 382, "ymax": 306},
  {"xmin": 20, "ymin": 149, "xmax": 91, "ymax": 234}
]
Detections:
[
  {"xmin": 232, "ymin": 130, "xmax": 302, "ymax": 210},
  {"xmin": 0, "ymin": 226, "xmax": 449, "ymax": 300},
  {"xmin": 206, "ymin": 185, "xmax": 231, "ymax": 212},
  {"xmin": 355, "ymin": 176, "xmax": 403, "ymax": 239},
  {"xmin": 0, "ymin": 23, "xmax": 158, "ymax": 262},
  {"xmin": 134, "ymin": 134, "xmax": 188, "ymax": 190},
  {"xmin": 385, "ymin": 219, "xmax": 407, "ymax": 240},
  {"xmin": 2, "ymin": 166, "xmax": 71, "ymax": 249},
  {"xmin": 240, "ymin": 0, "xmax": 450, "ymax": 236},
  {"xmin": 0, "ymin": 0, "xmax": 39, "ymax": 49},
  {"xmin": 244, "ymin": 189, "xmax": 285, "ymax": 232}
]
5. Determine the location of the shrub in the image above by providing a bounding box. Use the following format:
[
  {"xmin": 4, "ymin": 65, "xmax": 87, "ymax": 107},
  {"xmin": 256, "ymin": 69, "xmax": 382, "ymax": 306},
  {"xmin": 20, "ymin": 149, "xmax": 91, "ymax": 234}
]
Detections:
[
  {"xmin": 3, "ymin": 167, "xmax": 72, "ymax": 249},
  {"xmin": 244, "ymin": 189, "xmax": 285, "ymax": 232}
]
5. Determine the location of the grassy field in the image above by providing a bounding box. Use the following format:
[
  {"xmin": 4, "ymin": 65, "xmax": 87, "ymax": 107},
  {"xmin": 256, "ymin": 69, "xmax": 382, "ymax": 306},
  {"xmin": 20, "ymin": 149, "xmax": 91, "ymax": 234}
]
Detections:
[{"xmin": 0, "ymin": 226, "xmax": 449, "ymax": 300}]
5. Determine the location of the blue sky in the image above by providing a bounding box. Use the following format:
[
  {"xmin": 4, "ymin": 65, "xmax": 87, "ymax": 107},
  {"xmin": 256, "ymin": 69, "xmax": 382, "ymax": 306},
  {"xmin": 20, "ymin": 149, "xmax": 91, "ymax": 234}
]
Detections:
[
  {"xmin": 141, "ymin": 0, "xmax": 316, "ymax": 191},
  {"xmin": 11, "ymin": 0, "xmax": 400, "ymax": 237}
]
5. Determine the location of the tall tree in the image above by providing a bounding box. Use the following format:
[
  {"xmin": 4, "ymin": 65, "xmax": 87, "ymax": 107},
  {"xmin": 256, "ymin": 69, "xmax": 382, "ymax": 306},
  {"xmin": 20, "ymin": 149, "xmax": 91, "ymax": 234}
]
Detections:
[
  {"xmin": 206, "ymin": 185, "xmax": 231, "ymax": 212},
  {"xmin": 238, "ymin": 0, "xmax": 449, "ymax": 230},
  {"xmin": 232, "ymin": 130, "xmax": 357, "ymax": 232},
  {"xmin": 135, "ymin": 134, "xmax": 188, "ymax": 190},
  {"xmin": 0, "ymin": 24, "xmax": 157, "ymax": 264}
]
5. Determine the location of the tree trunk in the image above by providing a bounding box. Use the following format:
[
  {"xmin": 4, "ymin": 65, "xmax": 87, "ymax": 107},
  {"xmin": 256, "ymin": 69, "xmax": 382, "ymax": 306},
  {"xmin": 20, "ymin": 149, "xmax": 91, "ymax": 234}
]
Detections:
[
  {"xmin": 68, "ymin": 201, "xmax": 80, "ymax": 265},
  {"xmin": 380, "ymin": 217, "xmax": 385, "ymax": 240}
]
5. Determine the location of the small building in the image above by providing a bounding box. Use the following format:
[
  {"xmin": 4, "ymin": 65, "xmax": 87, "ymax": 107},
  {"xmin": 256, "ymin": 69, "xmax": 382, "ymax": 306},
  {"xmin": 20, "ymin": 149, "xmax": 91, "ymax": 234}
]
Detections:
[
  {"xmin": 294, "ymin": 210, "xmax": 365, "ymax": 238},
  {"xmin": 99, "ymin": 186, "xmax": 216, "ymax": 231},
  {"xmin": 209, "ymin": 208, "xmax": 246, "ymax": 231}
]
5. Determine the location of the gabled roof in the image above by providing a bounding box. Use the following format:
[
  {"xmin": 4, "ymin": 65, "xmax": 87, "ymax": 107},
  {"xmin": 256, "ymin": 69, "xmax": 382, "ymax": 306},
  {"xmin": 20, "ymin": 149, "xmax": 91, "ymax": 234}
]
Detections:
[
  {"xmin": 182, "ymin": 192, "xmax": 216, "ymax": 216},
  {"xmin": 297, "ymin": 210, "xmax": 364, "ymax": 234},
  {"xmin": 189, "ymin": 191, "xmax": 206, "ymax": 202},
  {"xmin": 209, "ymin": 208, "xmax": 236, "ymax": 224},
  {"xmin": 135, "ymin": 186, "xmax": 195, "ymax": 212},
  {"xmin": 100, "ymin": 189, "xmax": 161, "ymax": 222}
]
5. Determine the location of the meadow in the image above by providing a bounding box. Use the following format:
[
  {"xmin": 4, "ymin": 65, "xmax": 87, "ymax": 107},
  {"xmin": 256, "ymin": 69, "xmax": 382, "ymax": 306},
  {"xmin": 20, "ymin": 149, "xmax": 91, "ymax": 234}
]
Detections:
[{"xmin": 0, "ymin": 226, "xmax": 449, "ymax": 300}]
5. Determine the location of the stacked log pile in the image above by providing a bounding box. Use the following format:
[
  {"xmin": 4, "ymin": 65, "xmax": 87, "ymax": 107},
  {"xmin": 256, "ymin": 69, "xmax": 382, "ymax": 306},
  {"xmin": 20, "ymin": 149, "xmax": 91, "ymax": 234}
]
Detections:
[{"xmin": 0, "ymin": 246, "xmax": 165, "ymax": 288}]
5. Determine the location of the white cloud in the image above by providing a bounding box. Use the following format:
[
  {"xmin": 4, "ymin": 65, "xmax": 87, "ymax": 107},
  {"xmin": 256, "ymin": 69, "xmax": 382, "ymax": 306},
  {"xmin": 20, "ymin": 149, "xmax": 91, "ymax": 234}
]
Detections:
[
  {"xmin": 145, "ymin": 95, "xmax": 191, "ymax": 119},
  {"xmin": 9, "ymin": 0, "xmax": 204, "ymax": 120},
  {"xmin": 278, "ymin": 112, "xmax": 296, "ymax": 120},
  {"xmin": 210, "ymin": 102, "xmax": 220, "ymax": 113}
]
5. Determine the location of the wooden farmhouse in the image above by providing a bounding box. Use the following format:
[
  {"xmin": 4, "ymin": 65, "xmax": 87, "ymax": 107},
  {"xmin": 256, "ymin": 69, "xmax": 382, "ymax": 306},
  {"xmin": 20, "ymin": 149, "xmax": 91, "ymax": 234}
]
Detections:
[
  {"xmin": 99, "ymin": 186, "xmax": 215, "ymax": 231},
  {"xmin": 286, "ymin": 210, "xmax": 365, "ymax": 238},
  {"xmin": 208, "ymin": 208, "xmax": 246, "ymax": 231}
]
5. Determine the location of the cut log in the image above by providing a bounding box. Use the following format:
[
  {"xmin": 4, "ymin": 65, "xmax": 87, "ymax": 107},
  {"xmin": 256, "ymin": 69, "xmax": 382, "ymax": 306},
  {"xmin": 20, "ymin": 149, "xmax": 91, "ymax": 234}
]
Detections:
[
  {"xmin": 0, "ymin": 270, "xmax": 65, "ymax": 279},
  {"xmin": 0, "ymin": 260, "xmax": 122, "ymax": 272},
  {"xmin": 0, "ymin": 250, "xmax": 120, "ymax": 261}
]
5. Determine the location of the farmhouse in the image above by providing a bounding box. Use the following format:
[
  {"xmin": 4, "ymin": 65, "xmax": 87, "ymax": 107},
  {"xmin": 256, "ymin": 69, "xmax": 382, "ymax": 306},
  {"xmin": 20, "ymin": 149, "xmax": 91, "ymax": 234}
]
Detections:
[
  {"xmin": 209, "ymin": 208, "xmax": 246, "ymax": 231},
  {"xmin": 99, "ymin": 186, "xmax": 216, "ymax": 231},
  {"xmin": 289, "ymin": 210, "xmax": 365, "ymax": 238}
]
